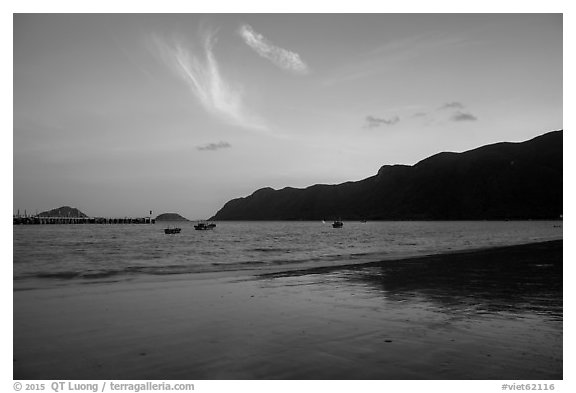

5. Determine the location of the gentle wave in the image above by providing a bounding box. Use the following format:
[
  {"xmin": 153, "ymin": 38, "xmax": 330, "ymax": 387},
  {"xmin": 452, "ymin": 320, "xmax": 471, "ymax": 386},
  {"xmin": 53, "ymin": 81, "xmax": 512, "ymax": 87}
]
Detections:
[{"xmin": 13, "ymin": 221, "xmax": 562, "ymax": 286}]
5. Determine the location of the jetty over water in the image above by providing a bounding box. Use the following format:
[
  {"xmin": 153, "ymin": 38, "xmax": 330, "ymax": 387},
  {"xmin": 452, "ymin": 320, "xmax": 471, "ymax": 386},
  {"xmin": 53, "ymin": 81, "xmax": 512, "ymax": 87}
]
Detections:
[{"xmin": 13, "ymin": 215, "xmax": 155, "ymax": 225}]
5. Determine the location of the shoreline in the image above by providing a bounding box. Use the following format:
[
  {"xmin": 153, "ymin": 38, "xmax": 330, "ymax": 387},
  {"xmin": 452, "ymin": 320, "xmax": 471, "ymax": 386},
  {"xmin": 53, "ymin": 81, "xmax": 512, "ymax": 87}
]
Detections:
[
  {"xmin": 14, "ymin": 238, "xmax": 563, "ymax": 291},
  {"xmin": 259, "ymin": 239, "xmax": 563, "ymax": 278},
  {"xmin": 14, "ymin": 240, "xmax": 562, "ymax": 379}
]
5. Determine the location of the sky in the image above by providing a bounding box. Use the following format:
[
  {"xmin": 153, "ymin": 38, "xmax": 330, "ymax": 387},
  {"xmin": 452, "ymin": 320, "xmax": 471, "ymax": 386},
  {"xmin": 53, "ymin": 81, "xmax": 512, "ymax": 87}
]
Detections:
[{"xmin": 13, "ymin": 13, "xmax": 563, "ymax": 219}]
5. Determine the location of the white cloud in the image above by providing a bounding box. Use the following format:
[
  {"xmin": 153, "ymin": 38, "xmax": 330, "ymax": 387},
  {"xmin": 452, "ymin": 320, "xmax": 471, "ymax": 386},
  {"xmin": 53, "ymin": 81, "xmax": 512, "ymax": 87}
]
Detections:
[
  {"xmin": 239, "ymin": 24, "xmax": 309, "ymax": 75},
  {"xmin": 153, "ymin": 32, "xmax": 268, "ymax": 131}
]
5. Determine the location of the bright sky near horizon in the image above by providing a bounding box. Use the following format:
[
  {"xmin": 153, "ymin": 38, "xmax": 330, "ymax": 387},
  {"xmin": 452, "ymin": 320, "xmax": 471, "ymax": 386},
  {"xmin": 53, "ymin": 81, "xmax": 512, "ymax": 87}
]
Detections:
[{"xmin": 13, "ymin": 13, "xmax": 562, "ymax": 219}]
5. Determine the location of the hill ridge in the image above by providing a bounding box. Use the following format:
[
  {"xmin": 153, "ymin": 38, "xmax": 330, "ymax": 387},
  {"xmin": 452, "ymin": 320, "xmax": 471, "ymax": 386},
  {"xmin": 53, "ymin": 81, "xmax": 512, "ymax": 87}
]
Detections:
[{"xmin": 211, "ymin": 130, "xmax": 562, "ymax": 221}]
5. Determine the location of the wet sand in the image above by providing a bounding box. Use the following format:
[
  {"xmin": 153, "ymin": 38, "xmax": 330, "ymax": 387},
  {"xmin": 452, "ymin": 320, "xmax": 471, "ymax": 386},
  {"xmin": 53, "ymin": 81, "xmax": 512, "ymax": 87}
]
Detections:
[{"xmin": 13, "ymin": 240, "xmax": 562, "ymax": 379}]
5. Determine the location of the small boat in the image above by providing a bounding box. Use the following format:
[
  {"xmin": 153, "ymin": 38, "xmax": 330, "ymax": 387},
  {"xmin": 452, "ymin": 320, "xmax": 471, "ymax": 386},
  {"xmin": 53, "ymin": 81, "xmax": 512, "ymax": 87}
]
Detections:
[
  {"xmin": 164, "ymin": 227, "xmax": 181, "ymax": 234},
  {"xmin": 332, "ymin": 220, "xmax": 343, "ymax": 228},
  {"xmin": 194, "ymin": 221, "xmax": 216, "ymax": 230}
]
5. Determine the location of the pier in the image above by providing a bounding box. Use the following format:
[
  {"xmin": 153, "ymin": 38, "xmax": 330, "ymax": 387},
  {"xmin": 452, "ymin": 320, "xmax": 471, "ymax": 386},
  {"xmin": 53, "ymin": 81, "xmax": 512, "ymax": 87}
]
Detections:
[{"xmin": 13, "ymin": 215, "xmax": 155, "ymax": 225}]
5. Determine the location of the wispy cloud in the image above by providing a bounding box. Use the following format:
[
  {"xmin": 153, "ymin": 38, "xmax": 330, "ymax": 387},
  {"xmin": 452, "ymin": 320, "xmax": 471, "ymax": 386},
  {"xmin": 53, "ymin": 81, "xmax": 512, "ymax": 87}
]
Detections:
[
  {"xmin": 364, "ymin": 115, "xmax": 400, "ymax": 129},
  {"xmin": 451, "ymin": 111, "xmax": 478, "ymax": 122},
  {"xmin": 370, "ymin": 34, "xmax": 472, "ymax": 58},
  {"xmin": 437, "ymin": 101, "xmax": 478, "ymax": 122},
  {"xmin": 197, "ymin": 141, "xmax": 232, "ymax": 151},
  {"xmin": 239, "ymin": 24, "xmax": 309, "ymax": 75},
  {"xmin": 323, "ymin": 34, "xmax": 473, "ymax": 87},
  {"xmin": 439, "ymin": 101, "xmax": 465, "ymax": 110},
  {"xmin": 153, "ymin": 31, "xmax": 268, "ymax": 131}
]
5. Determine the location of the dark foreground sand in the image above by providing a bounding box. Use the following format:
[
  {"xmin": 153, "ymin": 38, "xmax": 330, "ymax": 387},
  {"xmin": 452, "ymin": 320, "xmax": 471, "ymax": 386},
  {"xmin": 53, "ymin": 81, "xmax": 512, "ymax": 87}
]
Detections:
[{"xmin": 13, "ymin": 240, "xmax": 562, "ymax": 379}]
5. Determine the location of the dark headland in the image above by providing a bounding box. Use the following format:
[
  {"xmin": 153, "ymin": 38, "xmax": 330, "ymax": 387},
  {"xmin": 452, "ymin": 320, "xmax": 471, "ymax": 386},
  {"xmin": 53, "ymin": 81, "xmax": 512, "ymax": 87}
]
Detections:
[{"xmin": 211, "ymin": 130, "xmax": 562, "ymax": 221}]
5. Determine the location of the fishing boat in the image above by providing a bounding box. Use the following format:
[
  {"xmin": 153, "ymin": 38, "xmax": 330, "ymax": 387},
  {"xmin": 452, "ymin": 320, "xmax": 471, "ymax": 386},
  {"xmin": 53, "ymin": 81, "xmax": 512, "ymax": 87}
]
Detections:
[
  {"xmin": 332, "ymin": 220, "xmax": 343, "ymax": 228},
  {"xmin": 194, "ymin": 221, "xmax": 216, "ymax": 230},
  {"xmin": 164, "ymin": 227, "xmax": 181, "ymax": 234}
]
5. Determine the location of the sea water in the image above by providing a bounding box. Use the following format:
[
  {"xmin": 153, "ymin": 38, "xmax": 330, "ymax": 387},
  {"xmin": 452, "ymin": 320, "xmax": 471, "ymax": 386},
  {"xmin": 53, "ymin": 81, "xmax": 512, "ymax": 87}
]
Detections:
[{"xmin": 13, "ymin": 221, "xmax": 562, "ymax": 287}]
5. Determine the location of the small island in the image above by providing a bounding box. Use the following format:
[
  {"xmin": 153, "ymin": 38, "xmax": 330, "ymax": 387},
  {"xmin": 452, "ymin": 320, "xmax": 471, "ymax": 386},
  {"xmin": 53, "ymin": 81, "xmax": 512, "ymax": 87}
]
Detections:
[
  {"xmin": 38, "ymin": 206, "xmax": 88, "ymax": 218},
  {"xmin": 155, "ymin": 213, "xmax": 189, "ymax": 222}
]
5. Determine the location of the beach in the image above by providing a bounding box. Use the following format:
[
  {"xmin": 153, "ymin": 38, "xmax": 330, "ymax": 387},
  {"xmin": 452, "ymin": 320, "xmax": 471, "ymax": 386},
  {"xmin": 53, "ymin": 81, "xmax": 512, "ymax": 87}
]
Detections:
[{"xmin": 13, "ymin": 240, "xmax": 562, "ymax": 380}]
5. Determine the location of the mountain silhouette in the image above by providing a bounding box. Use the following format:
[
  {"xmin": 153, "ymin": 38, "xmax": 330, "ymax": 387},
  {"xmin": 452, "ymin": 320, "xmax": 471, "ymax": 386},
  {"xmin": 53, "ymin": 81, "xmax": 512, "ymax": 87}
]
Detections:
[{"xmin": 211, "ymin": 130, "xmax": 562, "ymax": 221}]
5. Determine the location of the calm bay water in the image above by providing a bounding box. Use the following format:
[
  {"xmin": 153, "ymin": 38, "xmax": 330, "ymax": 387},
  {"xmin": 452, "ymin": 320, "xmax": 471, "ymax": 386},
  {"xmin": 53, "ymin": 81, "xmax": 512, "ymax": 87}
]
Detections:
[
  {"xmin": 13, "ymin": 221, "xmax": 562, "ymax": 287},
  {"xmin": 14, "ymin": 221, "xmax": 563, "ymax": 379}
]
